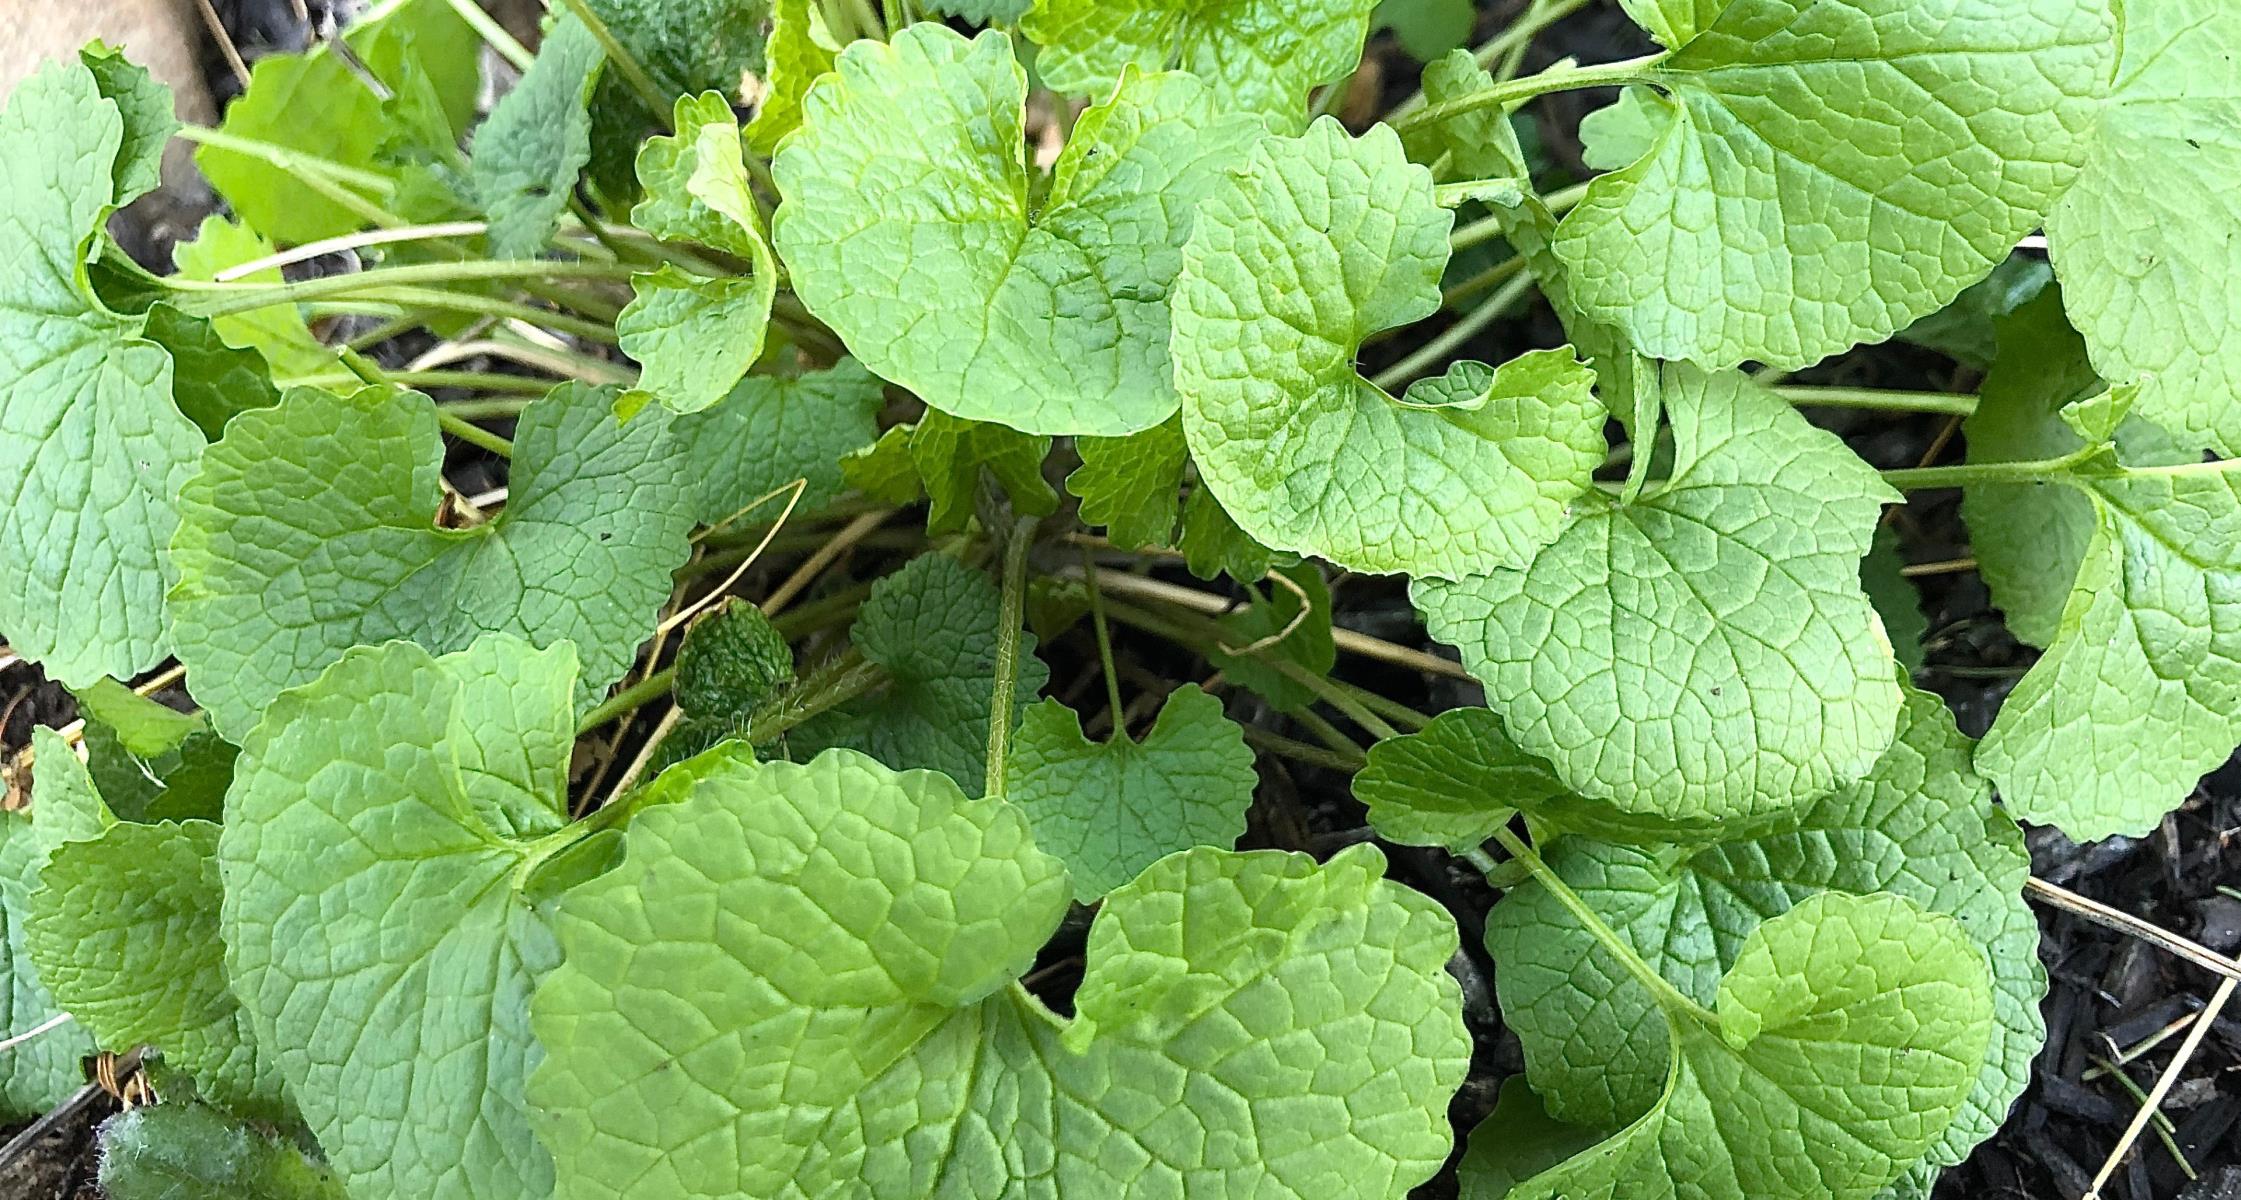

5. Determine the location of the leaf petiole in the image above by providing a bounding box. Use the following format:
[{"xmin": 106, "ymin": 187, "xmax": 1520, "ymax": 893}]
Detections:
[
  {"xmin": 985, "ymin": 515, "xmax": 1038, "ymax": 797},
  {"xmin": 1879, "ymin": 444, "xmax": 2104, "ymax": 491},
  {"xmin": 1392, "ymin": 54, "xmax": 1668, "ymax": 134}
]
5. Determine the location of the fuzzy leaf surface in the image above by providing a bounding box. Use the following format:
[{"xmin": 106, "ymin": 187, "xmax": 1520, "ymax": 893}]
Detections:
[
  {"xmin": 97, "ymin": 1104, "xmax": 346, "ymax": 1200},
  {"xmin": 1023, "ymin": 0, "xmax": 1381, "ymax": 119},
  {"xmin": 473, "ymin": 12, "xmax": 604, "ymax": 258}
]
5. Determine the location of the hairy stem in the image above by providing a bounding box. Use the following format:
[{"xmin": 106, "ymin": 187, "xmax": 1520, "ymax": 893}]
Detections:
[
  {"xmin": 1777, "ymin": 386, "xmax": 1979, "ymax": 417},
  {"xmin": 168, "ymin": 259, "xmax": 639, "ymax": 316},
  {"xmin": 986, "ymin": 516, "xmax": 1038, "ymax": 798},
  {"xmin": 1880, "ymin": 445, "xmax": 2100, "ymax": 491},
  {"xmin": 1393, "ymin": 54, "xmax": 1667, "ymax": 134}
]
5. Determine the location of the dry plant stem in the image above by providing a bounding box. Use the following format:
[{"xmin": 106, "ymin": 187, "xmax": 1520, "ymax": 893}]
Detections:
[
  {"xmin": 1066, "ymin": 566, "xmax": 1474, "ymax": 681},
  {"xmin": 2085, "ymin": 1008, "xmax": 2206, "ymax": 1081},
  {"xmin": 409, "ymin": 337, "xmax": 632, "ymax": 385},
  {"xmin": 193, "ymin": 0, "xmax": 252, "ymax": 87},
  {"xmin": 660, "ymin": 480, "xmax": 811, "ymax": 636},
  {"xmin": 1901, "ymin": 557, "xmax": 1978, "ymax": 578},
  {"xmin": 0, "ymin": 1011, "xmax": 74, "ymax": 1055},
  {"xmin": 442, "ymin": 0, "xmax": 536, "ymax": 70},
  {"xmin": 2026, "ymin": 877, "xmax": 2241, "ymax": 984},
  {"xmin": 1220, "ymin": 570, "xmax": 1315, "ymax": 657},
  {"xmin": 761, "ymin": 510, "xmax": 891, "ymax": 617},
  {"xmin": 2086, "ymin": 976, "xmax": 2236, "ymax": 1198}
]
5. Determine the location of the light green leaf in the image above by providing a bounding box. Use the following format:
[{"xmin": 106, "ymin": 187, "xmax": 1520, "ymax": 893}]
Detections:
[
  {"xmin": 1417, "ymin": 366, "xmax": 1903, "ymax": 823},
  {"xmin": 618, "ymin": 96, "xmax": 779, "ymax": 416},
  {"xmin": 221, "ymin": 637, "xmax": 590, "ymax": 1199},
  {"xmin": 1578, "ymin": 86, "xmax": 1676, "ymax": 171},
  {"xmin": 1023, "ymin": 0, "xmax": 1381, "ymax": 120},
  {"xmin": 81, "ymin": 720, "xmax": 235, "ymax": 827},
  {"xmin": 1962, "ymin": 290, "xmax": 2192, "ymax": 647},
  {"xmin": 1208, "ymin": 564, "xmax": 1334, "ymax": 714},
  {"xmin": 532, "ymin": 748, "xmax": 1468, "ymax": 1198},
  {"xmin": 1398, "ymin": 50, "xmax": 1531, "ymax": 182},
  {"xmin": 2047, "ymin": 0, "xmax": 2241, "ymax": 454},
  {"xmin": 1354, "ymin": 707, "xmax": 1647, "ymax": 851},
  {"xmin": 0, "ymin": 734, "xmax": 103, "ymax": 1116},
  {"xmin": 1067, "ymin": 419, "xmax": 1188, "ymax": 551},
  {"xmin": 197, "ymin": 0, "xmax": 481, "ymax": 243},
  {"xmin": 1486, "ymin": 686, "xmax": 2042, "ymax": 1169},
  {"xmin": 69, "ymin": 678, "xmax": 199, "ymax": 758},
  {"xmin": 1556, "ymin": 0, "xmax": 2115, "ymax": 370},
  {"xmin": 171, "ymin": 383, "xmax": 695, "ymax": 740},
  {"xmin": 77, "ymin": 44, "xmax": 177, "ymax": 197},
  {"xmin": 1503, "ymin": 891, "xmax": 1992, "ymax": 1200},
  {"xmin": 1616, "ymin": 0, "xmax": 1722, "ymax": 47},
  {"xmin": 1375, "ymin": 0, "xmax": 1475, "ymax": 61},
  {"xmin": 1975, "ymin": 456, "xmax": 2241, "ymax": 839},
  {"xmin": 26, "ymin": 807, "xmax": 287, "ymax": 1119},
  {"xmin": 1457, "ymin": 1078, "xmax": 1608, "ymax": 1200},
  {"xmin": 97, "ymin": 1104, "xmax": 345, "ymax": 1200},
  {"xmin": 926, "ymin": 0, "xmax": 1031, "ymax": 21},
  {"xmin": 0, "ymin": 58, "xmax": 203, "ymax": 687},
  {"xmin": 908, "ymin": 410, "xmax": 1058, "ymax": 533},
  {"xmin": 746, "ymin": 0, "xmax": 841, "ymax": 156},
  {"xmin": 1007, "ymin": 685, "xmax": 1256, "ymax": 901},
  {"xmin": 793, "ymin": 554, "xmax": 1049, "ymax": 794},
  {"xmin": 840, "ymin": 423, "xmax": 924, "ymax": 505},
  {"xmin": 473, "ymin": 12, "xmax": 605, "ymax": 259},
  {"xmin": 1175, "ymin": 120, "xmax": 1607, "ymax": 578},
  {"xmin": 682, "ymin": 359, "xmax": 886, "ymax": 523},
  {"xmin": 776, "ymin": 26, "xmax": 1267, "ymax": 436},
  {"xmin": 170, "ymin": 216, "xmax": 333, "ymax": 379}
]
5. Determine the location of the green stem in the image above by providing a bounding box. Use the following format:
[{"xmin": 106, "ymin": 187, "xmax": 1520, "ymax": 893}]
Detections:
[
  {"xmin": 1393, "ymin": 54, "xmax": 1666, "ymax": 134},
  {"xmin": 1484, "ymin": 829, "xmax": 1720, "ymax": 1026},
  {"xmin": 438, "ymin": 397, "xmax": 540, "ymax": 419},
  {"xmin": 1777, "ymin": 386, "xmax": 1978, "ymax": 417},
  {"xmin": 1387, "ymin": 0, "xmax": 1593, "ymax": 120},
  {"xmin": 168, "ymin": 259, "xmax": 639, "ymax": 317},
  {"xmin": 1880, "ymin": 446, "xmax": 2099, "ymax": 491},
  {"xmin": 556, "ymin": 0, "xmax": 674, "ymax": 127},
  {"xmin": 1081, "ymin": 548, "xmax": 1129, "ymax": 732},
  {"xmin": 282, "ymin": 370, "xmax": 554, "ymax": 396},
  {"xmin": 1441, "ymin": 254, "xmax": 1529, "ymax": 306},
  {"xmin": 442, "ymin": 0, "xmax": 535, "ymax": 70},
  {"xmin": 172, "ymin": 124, "xmax": 395, "ymax": 192},
  {"xmin": 577, "ymin": 667, "xmax": 677, "ymax": 733},
  {"xmin": 1372, "ymin": 270, "xmax": 1537, "ymax": 391},
  {"xmin": 1242, "ymin": 726, "xmax": 1365, "ymax": 772},
  {"xmin": 437, "ymin": 412, "xmax": 514, "ymax": 458},
  {"xmin": 985, "ymin": 516, "xmax": 1038, "ymax": 798}
]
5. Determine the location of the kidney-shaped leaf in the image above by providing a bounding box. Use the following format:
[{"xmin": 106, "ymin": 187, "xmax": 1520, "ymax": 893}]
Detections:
[{"xmin": 532, "ymin": 748, "xmax": 1470, "ymax": 1198}]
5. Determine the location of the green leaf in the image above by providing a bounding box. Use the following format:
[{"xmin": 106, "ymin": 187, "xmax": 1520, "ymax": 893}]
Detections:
[
  {"xmin": 1067, "ymin": 418, "xmax": 1188, "ymax": 551},
  {"xmin": 0, "ymin": 734, "xmax": 103, "ymax": 1116},
  {"xmin": 1897, "ymin": 254, "xmax": 2053, "ymax": 371},
  {"xmin": 0, "ymin": 58, "xmax": 204, "ymax": 687},
  {"xmin": 1417, "ymin": 366, "xmax": 1903, "ymax": 824},
  {"xmin": 618, "ymin": 95, "xmax": 779, "ymax": 416},
  {"xmin": 1354, "ymin": 707, "xmax": 1649, "ymax": 851},
  {"xmin": 745, "ymin": 0, "xmax": 841, "ymax": 156},
  {"xmin": 1974, "ymin": 456, "xmax": 2241, "ymax": 839},
  {"xmin": 76, "ymin": 44, "xmax": 178, "ymax": 196},
  {"xmin": 197, "ymin": 0, "xmax": 481, "ymax": 243},
  {"xmin": 1023, "ymin": 0, "xmax": 1381, "ymax": 120},
  {"xmin": 171, "ymin": 216, "xmax": 333, "ymax": 380},
  {"xmin": 1178, "ymin": 488, "xmax": 1281, "ymax": 584},
  {"xmin": 140, "ymin": 304, "xmax": 284, "ymax": 443},
  {"xmin": 682, "ymin": 359, "xmax": 887, "ymax": 523},
  {"xmin": 1962, "ymin": 290, "xmax": 2192, "ymax": 647},
  {"xmin": 2046, "ymin": 0, "xmax": 2241, "ymax": 454},
  {"xmin": 925, "ymin": 0, "xmax": 1031, "ymax": 21},
  {"xmin": 775, "ymin": 26, "xmax": 1267, "ymax": 436},
  {"xmin": 171, "ymin": 382, "xmax": 696, "ymax": 740},
  {"xmin": 1375, "ymin": 0, "xmax": 1475, "ymax": 61},
  {"xmin": 26, "ymin": 807, "xmax": 288, "ymax": 1119},
  {"xmin": 579, "ymin": 0, "xmax": 771, "ymax": 195},
  {"xmin": 1578, "ymin": 86, "xmax": 1676, "ymax": 172},
  {"xmin": 1174, "ymin": 120, "xmax": 1607, "ymax": 578},
  {"xmin": 840, "ymin": 423, "xmax": 925, "ymax": 505},
  {"xmin": 793, "ymin": 554, "xmax": 1049, "ymax": 794},
  {"xmin": 1208, "ymin": 564, "xmax": 1335, "ymax": 714},
  {"xmin": 1861, "ymin": 526, "xmax": 1927, "ymax": 676},
  {"xmin": 1615, "ymin": 0, "xmax": 1722, "ymax": 47},
  {"xmin": 652, "ymin": 599, "xmax": 795, "ymax": 771},
  {"xmin": 1555, "ymin": 0, "xmax": 2115, "ymax": 370},
  {"xmin": 1457, "ymin": 1078, "xmax": 1609, "ymax": 1200},
  {"xmin": 1500, "ymin": 891, "xmax": 1993, "ymax": 1200},
  {"xmin": 221, "ymin": 637, "xmax": 596, "ymax": 1199},
  {"xmin": 532, "ymin": 748, "xmax": 1469, "ymax": 1197},
  {"xmin": 1485, "ymin": 686, "xmax": 2042, "ymax": 1170},
  {"xmin": 1007, "ymin": 684, "xmax": 1256, "ymax": 901},
  {"xmin": 98, "ymin": 1104, "xmax": 345, "ymax": 1200},
  {"xmin": 473, "ymin": 12, "xmax": 605, "ymax": 259},
  {"xmin": 81, "ymin": 720, "xmax": 235, "ymax": 827},
  {"xmin": 908, "ymin": 410, "xmax": 1058, "ymax": 534},
  {"xmin": 69, "ymin": 678, "xmax": 200, "ymax": 758}
]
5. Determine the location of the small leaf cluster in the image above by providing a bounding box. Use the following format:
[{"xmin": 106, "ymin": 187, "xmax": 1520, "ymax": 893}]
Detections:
[{"xmin": 0, "ymin": 0, "xmax": 2229, "ymax": 1196}]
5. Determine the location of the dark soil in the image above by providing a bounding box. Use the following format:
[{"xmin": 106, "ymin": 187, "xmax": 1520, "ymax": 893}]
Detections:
[{"xmin": 2, "ymin": 2, "xmax": 2233, "ymax": 1198}]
